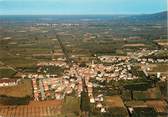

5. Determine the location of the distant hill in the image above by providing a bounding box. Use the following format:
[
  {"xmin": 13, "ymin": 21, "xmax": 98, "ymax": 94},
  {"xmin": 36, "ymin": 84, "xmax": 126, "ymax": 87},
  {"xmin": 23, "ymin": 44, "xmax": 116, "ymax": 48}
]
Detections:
[
  {"xmin": 123, "ymin": 11, "xmax": 167, "ymax": 24},
  {"xmin": 0, "ymin": 11, "xmax": 167, "ymax": 24}
]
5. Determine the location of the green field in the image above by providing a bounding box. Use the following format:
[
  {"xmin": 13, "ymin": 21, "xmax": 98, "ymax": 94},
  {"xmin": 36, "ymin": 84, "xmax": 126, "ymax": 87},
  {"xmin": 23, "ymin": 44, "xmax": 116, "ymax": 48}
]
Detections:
[
  {"xmin": 0, "ymin": 67, "xmax": 16, "ymax": 78},
  {"xmin": 62, "ymin": 96, "xmax": 81, "ymax": 117}
]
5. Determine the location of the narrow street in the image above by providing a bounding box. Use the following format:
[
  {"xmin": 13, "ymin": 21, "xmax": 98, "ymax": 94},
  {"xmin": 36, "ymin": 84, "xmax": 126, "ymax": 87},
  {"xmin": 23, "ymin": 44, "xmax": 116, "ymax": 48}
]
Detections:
[{"xmin": 56, "ymin": 34, "xmax": 72, "ymax": 66}]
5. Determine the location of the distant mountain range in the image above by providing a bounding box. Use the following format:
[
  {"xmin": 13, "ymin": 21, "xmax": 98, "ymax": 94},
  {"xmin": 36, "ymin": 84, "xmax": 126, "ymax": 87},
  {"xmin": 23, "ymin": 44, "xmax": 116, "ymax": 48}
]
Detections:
[
  {"xmin": 0, "ymin": 11, "xmax": 167, "ymax": 24},
  {"xmin": 123, "ymin": 11, "xmax": 167, "ymax": 24}
]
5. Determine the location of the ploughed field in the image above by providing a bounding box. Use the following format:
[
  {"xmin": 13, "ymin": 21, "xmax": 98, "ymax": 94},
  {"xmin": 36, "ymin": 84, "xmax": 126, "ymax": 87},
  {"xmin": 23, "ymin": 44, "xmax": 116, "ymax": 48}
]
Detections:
[{"xmin": 0, "ymin": 100, "xmax": 63, "ymax": 117}]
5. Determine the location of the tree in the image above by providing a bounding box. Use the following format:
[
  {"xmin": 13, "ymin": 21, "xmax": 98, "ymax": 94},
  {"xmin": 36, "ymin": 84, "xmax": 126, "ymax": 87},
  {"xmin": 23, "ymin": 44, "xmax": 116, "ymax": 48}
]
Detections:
[{"xmin": 80, "ymin": 91, "xmax": 90, "ymax": 112}]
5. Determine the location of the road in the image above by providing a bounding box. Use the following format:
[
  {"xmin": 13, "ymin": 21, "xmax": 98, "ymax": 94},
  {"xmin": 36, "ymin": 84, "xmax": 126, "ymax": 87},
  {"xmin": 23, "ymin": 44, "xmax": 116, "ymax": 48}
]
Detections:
[
  {"xmin": 56, "ymin": 34, "xmax": 89, "ymax": 116},
  {"xmin": 56, "ymin": 35, "xmax": 72, "ymax": 66}
]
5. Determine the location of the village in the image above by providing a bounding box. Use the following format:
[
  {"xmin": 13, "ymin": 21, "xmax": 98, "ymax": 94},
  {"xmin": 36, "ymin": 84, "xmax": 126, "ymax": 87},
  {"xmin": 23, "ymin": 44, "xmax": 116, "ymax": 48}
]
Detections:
[{"xmin": 0, "ymin": 47, "xmax": 167, "ymax": 117}]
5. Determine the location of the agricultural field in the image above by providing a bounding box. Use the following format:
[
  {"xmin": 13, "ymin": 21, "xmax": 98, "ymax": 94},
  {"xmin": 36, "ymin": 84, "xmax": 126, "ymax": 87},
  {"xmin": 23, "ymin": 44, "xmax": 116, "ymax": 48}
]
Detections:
[
  {"xmin": 0, "ymin": 30, "xmax": 62, "ymax": 68},
  {"xmin": 0, "ymin": 79, "xmax": 32, "ymax": 98},
  {"xmin": 0, "ymin": 67, "xmax": 16, "ymax": 78},
  {"xmin": 0, "ymin": 13, "xmax": 167, "ymax": 117},
  {"xmin": 104, "ymin": 96, "xmax": 129, "ymax": 117},
  {"xmin": 148, "ymin": 64, "xmax": 168, "ymax": 74},
  {"xmin": 133, "ymin": 87, "xmax": 161, "ymax": 100},
  {"xmin": 62, "ymin": 96, "xmax": 81, "ymax": 117},
  {"xmin": 0, "ymin": 100, "xmax": 63, "ymax": 117},
  {"xmin": 155, "ymin": 39, "xmax": 168, "ymax": 47},
  {"xmin": 125, "ymin": 100, "xmax": 168, "ymax": 116}
]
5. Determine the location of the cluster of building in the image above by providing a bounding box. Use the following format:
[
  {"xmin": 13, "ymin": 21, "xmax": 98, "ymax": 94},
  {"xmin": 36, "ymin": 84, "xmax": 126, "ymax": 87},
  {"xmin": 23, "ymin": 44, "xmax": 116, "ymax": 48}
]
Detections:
[
  {"xmin": 63, "ymin": 64, "xmax": 106, "ymax": 112},
  {"xmin": 33, "ymin": 55, "xmax": 137, "ymax": 103},
  {"xmin": 138, "ymin": 58, "xmax": 168, "ymax": 64},
  {"xmin": 61, "ymin": 58, "xmax": 141, "ymax": 113},
  {"xmin": 94, "ymin": 94, "xmax": 106, "ymax": 113},
  {"xmin": 0, "ymin": 78, "xmax": 21, "ymax": 87},
  {"xmin": 36, "ymin": 23, "xmax": 80, "ymax": 27},
  {"xmin": 131, "ymin": 49, "xmax": 168, "ymax": 80},
  {"xmin": 37, "ymin": 61, "xmax": 67, "ymax": 67},
  {"xmin": 131, "ymin": 49, "xmax": 168, "ymax": 63},
  {"xmin": 32, "ymin": 78, "xmax": 39, "ymax": 101},
  {"xmin": 98, "ymin": 56, "xmax": 129, "ymax": 63},
  {"xmin": 30, "ymin": 74, "xmax": 78, "ymax": 101},
  {"xmin": 97, "ymin": 56, "xmax": 138, "ymax": 81}
]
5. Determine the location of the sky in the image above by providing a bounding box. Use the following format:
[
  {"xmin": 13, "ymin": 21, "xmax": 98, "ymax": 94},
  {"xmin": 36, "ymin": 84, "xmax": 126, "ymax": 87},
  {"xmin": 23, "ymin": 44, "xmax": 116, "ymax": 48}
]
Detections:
[{"xmin": 0, "ymin": 0, "xmax": 167, "ymax": 15}]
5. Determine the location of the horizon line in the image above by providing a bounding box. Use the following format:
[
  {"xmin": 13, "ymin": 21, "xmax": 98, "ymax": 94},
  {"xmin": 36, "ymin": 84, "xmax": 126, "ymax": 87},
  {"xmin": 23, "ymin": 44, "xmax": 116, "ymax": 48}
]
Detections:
[{"xmin": 0, "ymin": 10, "xmax": 167, "ymax": 16}]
